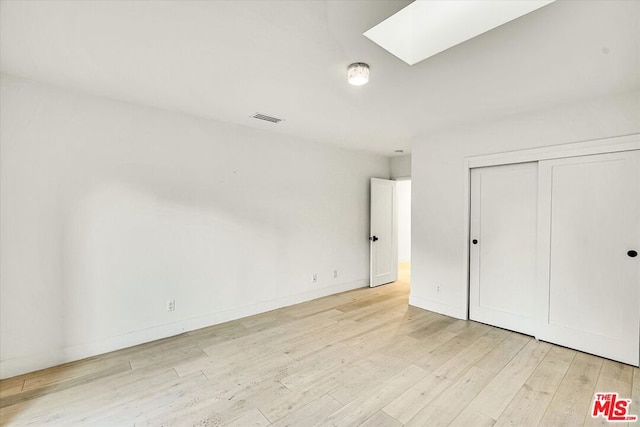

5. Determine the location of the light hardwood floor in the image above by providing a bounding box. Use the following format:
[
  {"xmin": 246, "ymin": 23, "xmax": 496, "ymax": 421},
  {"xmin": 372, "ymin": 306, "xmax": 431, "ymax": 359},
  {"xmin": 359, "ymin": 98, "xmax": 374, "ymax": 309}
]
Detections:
[{"xmin": 1, "ymin": 264, "xmax": 639, "ymax": 426}]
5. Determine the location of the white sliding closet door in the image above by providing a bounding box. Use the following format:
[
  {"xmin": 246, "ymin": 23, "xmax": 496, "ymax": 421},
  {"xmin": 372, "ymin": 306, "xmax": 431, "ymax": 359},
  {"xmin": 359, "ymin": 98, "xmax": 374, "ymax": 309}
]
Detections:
[
  {"xmin": 536, "ymin": 150, "xmax": 640, "ymax": 366},
  {"xmin": 469, "ymin": 162, "xmax": 538, "ymax": 335}
]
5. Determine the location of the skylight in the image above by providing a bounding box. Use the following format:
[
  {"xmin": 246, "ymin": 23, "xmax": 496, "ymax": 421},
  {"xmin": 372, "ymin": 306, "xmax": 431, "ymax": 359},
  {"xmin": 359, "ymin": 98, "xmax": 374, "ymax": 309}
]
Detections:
[{"xmin": 364, "ymin": 0, "xmax": 555, "ymax": 66}]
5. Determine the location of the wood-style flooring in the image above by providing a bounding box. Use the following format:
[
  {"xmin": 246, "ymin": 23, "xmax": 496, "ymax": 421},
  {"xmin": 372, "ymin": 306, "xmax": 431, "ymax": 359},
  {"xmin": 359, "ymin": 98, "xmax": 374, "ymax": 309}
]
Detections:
[{"xmin": 1, "ymin": 264, "xmax": 639, "ymax": 426}]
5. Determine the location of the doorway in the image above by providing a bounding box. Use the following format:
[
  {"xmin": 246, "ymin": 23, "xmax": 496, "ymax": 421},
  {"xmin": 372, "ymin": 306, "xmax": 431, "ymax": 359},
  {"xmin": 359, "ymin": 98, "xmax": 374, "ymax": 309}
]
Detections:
[
  {"xmin": 396, "ymin": 179, "xmax": 411, "ymax": 288},
  {"xmin": 369, "ymin": 178, "xmax": 411, "ymax": 289}
]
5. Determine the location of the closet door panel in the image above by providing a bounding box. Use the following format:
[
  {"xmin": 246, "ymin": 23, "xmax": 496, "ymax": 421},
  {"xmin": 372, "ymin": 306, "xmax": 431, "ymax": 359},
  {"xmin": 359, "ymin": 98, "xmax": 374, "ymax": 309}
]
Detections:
[
  {"xmin": 537, "ymin": 150, "xmax": 640, "ymax": 366},
  {"xmin": 469, "ymin": 162, "xmax": 538, "ymax": 335}
]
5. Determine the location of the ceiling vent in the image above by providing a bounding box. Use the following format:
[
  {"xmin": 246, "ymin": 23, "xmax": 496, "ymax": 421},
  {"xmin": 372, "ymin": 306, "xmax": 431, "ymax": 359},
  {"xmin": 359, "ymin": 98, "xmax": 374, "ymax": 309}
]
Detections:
[{"xmin": 251, "ymin": 113, "xmax": 283, "ymax": 124}]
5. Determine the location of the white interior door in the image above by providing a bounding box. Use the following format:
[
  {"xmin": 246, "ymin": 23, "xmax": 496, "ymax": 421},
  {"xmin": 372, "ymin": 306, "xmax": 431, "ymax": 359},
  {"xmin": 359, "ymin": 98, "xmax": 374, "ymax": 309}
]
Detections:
[
  {"xmin": 536, "ymin": 150, "xmax": 640, "ymax": 366},
  {"xmin": 469, "ymin": 162, "xmax": 538, "ymax": 335},
  {"xmin": 370, "ymin": 178, "xmax": 398, "ymax": 287}
]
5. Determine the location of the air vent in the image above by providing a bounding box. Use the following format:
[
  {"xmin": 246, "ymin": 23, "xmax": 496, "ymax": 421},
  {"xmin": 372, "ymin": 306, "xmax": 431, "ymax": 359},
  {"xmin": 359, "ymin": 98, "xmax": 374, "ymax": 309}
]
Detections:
[{"xmin": 251, "ymin": 113, "xmax": 283, "ymax": 124}]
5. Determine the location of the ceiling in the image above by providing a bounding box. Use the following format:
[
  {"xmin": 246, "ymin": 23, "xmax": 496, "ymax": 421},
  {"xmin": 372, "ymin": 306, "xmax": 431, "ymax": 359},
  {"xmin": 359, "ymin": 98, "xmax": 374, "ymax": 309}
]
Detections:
[{"xmin": 1, "ymin": 0, "xmax": 638, "ymax": 156}]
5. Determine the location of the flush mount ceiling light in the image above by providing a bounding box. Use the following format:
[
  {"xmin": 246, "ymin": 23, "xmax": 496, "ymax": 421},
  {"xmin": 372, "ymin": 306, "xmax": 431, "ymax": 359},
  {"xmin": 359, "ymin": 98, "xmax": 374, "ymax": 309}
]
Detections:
[
  {"xmin": 347, "ymin": 62, "xmax": 370, "ymax": 86},
  {"xmin": 364, "ymin": 0, "xmax": 555, "ymax": 66}
]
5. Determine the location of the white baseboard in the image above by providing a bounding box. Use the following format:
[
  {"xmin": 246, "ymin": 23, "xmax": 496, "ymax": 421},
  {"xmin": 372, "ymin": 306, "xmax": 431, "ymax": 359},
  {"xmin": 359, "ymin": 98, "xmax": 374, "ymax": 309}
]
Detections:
[
  {"xmin": 0, "ymin": 279, "xmax": 368, "ymax": 379},
  {"xmin": 409, "ymin": 294, "xmax": 467, "ymax": 320}
]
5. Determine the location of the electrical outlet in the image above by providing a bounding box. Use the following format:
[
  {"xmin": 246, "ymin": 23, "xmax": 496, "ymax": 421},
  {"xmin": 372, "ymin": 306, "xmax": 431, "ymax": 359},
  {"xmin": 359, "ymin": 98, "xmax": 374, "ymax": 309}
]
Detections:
[
  {"xmin": 333, "ymin": 270, "xmax": 338, "ymax": 279},
  {"xmin": 312, "ymin": 273, "xmax": 318, "ymax": 283},
  {"xmin": 436, "ymin": 285, "xmax": 441, "ymax": 294},
  {"xmin": 167, "ymin": 300, "xmax": 176, "ymax": 312}
]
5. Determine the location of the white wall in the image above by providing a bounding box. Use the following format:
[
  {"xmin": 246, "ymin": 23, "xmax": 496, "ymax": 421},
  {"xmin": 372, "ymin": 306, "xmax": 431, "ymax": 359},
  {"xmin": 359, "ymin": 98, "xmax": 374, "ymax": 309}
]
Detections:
[
  {"xmin": 410, "ymin": 91, "xmax": 640, "ymax": 319},
  {"xmin": 0, "ymin": 75, "xmax": 390, "ymax": 378},
  {"xmin": 390, "ymin": 154, "xmax": 411, "ymax": 179},
  {"xmin": 396, "ymin": 180, "xmax": 411, "ymax": 263}
]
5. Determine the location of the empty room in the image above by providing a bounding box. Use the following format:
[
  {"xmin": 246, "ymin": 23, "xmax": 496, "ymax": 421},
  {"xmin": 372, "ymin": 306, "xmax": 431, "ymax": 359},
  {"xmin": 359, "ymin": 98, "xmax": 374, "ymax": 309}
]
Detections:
[{"xmin": 1, "ymin": 0, "xmax": 639, "ymax": 425}]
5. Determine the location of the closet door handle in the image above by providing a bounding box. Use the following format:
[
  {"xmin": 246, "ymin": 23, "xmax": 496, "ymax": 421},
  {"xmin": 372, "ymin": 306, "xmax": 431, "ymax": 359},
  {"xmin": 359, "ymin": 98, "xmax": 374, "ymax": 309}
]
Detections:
[
  {"xmin": 628, "ymin": 250, "xmax": 638, "ymax": 258},
  {"xmin": 472, "ymin": 239, "xmax": 478, "ymax": 245}
]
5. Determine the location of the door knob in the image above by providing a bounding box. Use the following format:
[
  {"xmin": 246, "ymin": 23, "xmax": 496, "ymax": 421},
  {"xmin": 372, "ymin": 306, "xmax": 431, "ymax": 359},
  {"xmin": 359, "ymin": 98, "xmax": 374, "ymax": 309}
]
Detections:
[
  {"xmin": 369, "ymin": 236, "xmax": 379, "ymax": 242},
  {"xmin": 628, "ymin": 250, "xmax": 638, "ymax": 258},
  {"xmin": 472, "ymin": 239, "xmax": 478, "ymax": 245}
]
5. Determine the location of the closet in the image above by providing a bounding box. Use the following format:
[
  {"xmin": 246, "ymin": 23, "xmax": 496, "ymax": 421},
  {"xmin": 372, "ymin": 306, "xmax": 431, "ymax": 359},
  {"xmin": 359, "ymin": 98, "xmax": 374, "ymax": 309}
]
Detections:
[{"xmin": 469, "ymin": 150, "xmax": 640, "ymax": 366}]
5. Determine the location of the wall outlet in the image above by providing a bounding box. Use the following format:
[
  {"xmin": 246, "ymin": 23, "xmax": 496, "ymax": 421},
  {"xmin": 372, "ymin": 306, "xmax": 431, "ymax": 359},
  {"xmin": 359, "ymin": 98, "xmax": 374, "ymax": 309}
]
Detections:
[
  {"xmin": 167, "ymin": 300, "xmax": 176, "ymax": 312},
  {"xmin": 312, "ymin": 273, "xmax": 318, "ymax": 283},
  {"xmin": 436, "ymin": 285, "xmax": 441, "ymax": 294},
  {"xmin": 333, "ymin": 269, "xmax": 338, "ymax": 279}
]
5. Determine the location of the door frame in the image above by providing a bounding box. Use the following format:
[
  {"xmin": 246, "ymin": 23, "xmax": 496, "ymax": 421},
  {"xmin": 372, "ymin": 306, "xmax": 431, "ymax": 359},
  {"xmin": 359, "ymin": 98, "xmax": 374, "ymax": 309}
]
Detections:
[{"xmin": 462, "ymin": 133, "xmax": 640, "ymax": 321}]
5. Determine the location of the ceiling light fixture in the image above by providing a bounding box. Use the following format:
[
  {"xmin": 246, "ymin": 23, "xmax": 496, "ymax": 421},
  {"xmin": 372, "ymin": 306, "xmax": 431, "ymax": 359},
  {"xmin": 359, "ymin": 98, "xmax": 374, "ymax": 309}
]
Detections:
[{"xmin": 347, "ymin": 63, "xmax": 370, "ymax": 86}]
